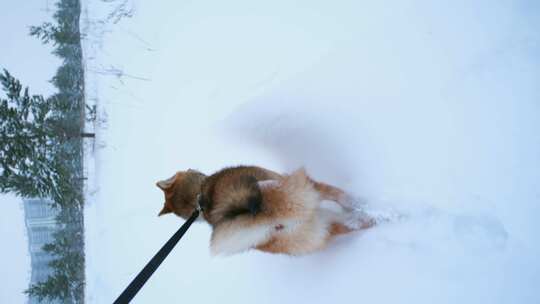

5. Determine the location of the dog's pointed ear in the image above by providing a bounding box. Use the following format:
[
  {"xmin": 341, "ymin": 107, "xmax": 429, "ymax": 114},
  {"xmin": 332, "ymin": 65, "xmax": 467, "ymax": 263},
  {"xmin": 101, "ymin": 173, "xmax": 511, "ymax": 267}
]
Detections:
[
  {"xmin": 158, "ymin": 204, "xmax": 172, "ymax": 216},
  {"xmin": 156, "ymin": 174, "xmax": 177, "ymax": 191}
]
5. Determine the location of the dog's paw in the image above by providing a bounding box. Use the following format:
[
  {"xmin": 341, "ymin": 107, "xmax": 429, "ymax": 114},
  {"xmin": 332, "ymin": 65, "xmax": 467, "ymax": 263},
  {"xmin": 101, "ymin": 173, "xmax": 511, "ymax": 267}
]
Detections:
[
  {"xmin": 339, "ymin": 194, "xmax": 368, "ymax": 211},
  {"xmin": 341, "ymin": 194, "xmax": 404, "ymax": 225},
  {"xmin": 343, "ymin": 210, "xmax": 376, "ymax": 230},
  {"xmin": 361, "ymin": 206, "xmax": 404, "ymax": 224}
]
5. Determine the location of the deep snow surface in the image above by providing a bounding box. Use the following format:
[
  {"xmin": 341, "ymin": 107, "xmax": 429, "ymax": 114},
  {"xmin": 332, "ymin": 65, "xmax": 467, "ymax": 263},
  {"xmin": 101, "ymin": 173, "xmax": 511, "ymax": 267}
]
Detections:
[{"xmin": 83, "ymin": 1, "xmax": 540, "ymax": 303}]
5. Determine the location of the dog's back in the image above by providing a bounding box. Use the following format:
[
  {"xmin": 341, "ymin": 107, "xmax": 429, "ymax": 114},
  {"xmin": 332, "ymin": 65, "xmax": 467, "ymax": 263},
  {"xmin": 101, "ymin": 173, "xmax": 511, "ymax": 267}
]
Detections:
[
  {"xmin": 199, "ymin": 166, "xmax": 282, "ymax": 225},
  {"xmin": 208, "ymin": 168, "xmax": 330, "ymax": 255}
]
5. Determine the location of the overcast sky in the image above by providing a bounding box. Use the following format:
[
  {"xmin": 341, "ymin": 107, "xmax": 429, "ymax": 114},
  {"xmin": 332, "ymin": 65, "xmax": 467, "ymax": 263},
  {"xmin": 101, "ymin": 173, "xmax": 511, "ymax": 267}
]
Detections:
[{"xmin": 0, "ymin": 1, "xmax": 60, "ymax": 303}]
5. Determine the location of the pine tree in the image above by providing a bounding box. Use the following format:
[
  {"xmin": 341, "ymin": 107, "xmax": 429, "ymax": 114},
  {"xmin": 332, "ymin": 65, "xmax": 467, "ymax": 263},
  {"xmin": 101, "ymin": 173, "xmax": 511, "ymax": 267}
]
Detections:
[
  {"xmin": 24, "ymin": 273, "xmax": 71, "ymax": 303},
  {"xmin": 29, "ymin": 21, "xmax": 79, "ymax": 46},
  {"xmin": 0, "ymin": 69, "xmax": 91, "ymax": 207},
  {"xmin": 25, "ymin": 226, "xmax": 85, "ymax": 303},
  {"xmin": 0, "ymin": 69, "xmax": 60, "ymax": 199},
  {"xmin": 29, "ymin": 0, "xmax": 81, "ymax": 47},
  {"xmin": 20, "ymin": 0, "xmax": 87, "ymax": 301}
]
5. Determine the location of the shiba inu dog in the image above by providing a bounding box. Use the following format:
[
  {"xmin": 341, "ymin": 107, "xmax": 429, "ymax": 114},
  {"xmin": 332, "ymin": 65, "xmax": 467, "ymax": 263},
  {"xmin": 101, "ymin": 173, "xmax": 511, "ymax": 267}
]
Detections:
[{"xmin": 157, "ymin": 166, "xmax": 375, "ymax": 256}]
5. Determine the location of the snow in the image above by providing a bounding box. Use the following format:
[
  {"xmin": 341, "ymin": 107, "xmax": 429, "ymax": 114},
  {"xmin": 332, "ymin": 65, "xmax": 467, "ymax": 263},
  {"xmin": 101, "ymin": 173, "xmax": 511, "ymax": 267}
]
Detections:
[{"xmin": 82, "ymin": 0, "xmax": 540, "ymax": 303}]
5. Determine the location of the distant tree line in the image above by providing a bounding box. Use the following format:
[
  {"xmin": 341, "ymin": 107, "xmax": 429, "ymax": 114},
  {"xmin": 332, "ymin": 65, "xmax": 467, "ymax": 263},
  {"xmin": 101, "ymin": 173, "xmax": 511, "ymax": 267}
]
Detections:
[{"xmin": 0, "ymin": 0, "xmax": 87, "ymax": 302}]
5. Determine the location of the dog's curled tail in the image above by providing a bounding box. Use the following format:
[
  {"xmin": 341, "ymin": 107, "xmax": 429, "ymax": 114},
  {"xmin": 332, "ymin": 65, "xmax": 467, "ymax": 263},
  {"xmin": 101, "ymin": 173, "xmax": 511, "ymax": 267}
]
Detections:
[{"xmin": 219, "ymin": 175, "xmax": 263, "ymax": 216}]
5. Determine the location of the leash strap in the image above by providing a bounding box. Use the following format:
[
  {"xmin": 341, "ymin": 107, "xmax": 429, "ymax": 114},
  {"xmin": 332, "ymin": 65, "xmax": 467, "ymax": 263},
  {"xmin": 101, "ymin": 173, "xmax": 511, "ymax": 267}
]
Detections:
[{"xmin": 113, "ymin": 209, "xmax": 200, "ymax": 304}]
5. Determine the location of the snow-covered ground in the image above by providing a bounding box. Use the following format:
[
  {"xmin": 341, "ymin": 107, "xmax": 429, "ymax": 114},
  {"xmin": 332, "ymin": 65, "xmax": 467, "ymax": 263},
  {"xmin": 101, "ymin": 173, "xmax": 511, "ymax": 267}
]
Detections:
[{"xmin": 83, "ymin": 1, "xmax": 540, "ymax": 303}]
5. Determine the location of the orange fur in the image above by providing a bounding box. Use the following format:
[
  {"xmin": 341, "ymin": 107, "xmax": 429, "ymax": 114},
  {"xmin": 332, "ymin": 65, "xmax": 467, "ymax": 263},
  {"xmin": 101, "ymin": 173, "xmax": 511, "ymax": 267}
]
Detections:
[{"xmin": 157, "ymin": 166, "xmax": 374, "ymax": 255}]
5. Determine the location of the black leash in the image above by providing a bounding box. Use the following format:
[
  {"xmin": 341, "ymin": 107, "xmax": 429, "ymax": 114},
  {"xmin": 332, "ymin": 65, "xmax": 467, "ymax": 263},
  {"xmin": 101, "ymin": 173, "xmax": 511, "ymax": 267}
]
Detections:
[{"xmin": 113, "ymin": 209, "xmax": 200, "ymax": 304}]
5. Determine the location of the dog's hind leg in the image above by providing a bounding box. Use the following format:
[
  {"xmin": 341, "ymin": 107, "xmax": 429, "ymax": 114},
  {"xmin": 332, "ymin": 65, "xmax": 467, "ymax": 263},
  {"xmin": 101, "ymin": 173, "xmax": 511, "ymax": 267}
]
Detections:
[
  {"xmin": 329, "ymin": 222, "xmax": 353, "ymax": 236},
  {"xmin": 342, "ymin": 209, "xmax": 376, "ymax": 230},
  {"xmin": 320, "ymin": 209, "xmax": 375, "ymax": 238},
  {"xmin": 309, "ymin": 179, "xmax": 360, "ymax": 211}
]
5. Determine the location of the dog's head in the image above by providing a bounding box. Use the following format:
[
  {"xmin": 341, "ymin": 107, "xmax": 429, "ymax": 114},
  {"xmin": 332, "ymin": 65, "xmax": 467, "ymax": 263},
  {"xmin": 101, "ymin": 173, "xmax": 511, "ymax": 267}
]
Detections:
[{"xmin": 156, "ymin": 169, "xmax": 207, "ymax": 219}]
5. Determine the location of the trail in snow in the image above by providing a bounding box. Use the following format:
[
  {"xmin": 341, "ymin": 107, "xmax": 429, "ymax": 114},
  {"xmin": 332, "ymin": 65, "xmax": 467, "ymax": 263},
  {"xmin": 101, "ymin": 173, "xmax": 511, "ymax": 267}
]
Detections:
[{"xmin": 82, "ymin": 0, "xmax": 540, "ymax": 303}]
